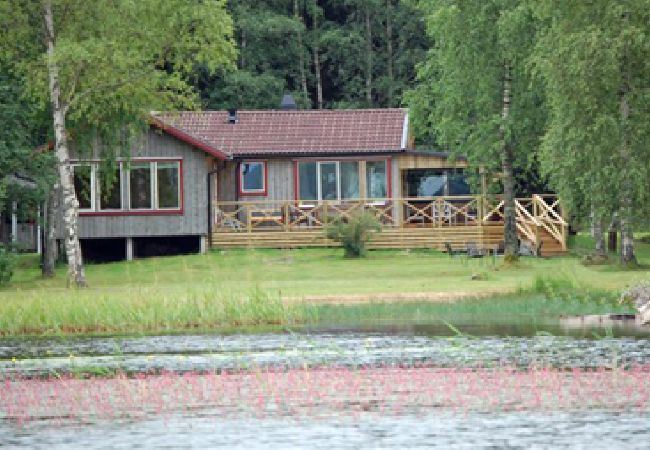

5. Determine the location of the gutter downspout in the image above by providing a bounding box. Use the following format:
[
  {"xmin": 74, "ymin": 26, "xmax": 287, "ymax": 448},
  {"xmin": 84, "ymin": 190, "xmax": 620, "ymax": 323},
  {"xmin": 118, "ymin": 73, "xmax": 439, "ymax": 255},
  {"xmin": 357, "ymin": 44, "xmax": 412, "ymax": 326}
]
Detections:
[{"xmin": 207, "ymin": 164, "xmax": 222, "ymax": 250}]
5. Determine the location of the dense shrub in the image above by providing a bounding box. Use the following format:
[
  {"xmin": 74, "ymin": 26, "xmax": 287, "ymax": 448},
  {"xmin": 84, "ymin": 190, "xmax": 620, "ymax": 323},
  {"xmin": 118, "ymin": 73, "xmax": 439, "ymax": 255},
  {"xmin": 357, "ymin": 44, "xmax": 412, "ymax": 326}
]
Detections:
[
  {"xmin": 325, "ymin": 211, "xmax": 381, "ymax": 258},
  {"xmin": 0, "ymin": 245, "xmax": 15, "ymax": 286}
]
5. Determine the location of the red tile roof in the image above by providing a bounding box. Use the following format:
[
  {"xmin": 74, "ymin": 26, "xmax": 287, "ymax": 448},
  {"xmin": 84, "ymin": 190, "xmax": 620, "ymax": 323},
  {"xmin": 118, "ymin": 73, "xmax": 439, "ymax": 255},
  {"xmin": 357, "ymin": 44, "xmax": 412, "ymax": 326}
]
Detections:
[{"xmin": 152, "ymin": 109, "xmax": 408, "ymax": 157}]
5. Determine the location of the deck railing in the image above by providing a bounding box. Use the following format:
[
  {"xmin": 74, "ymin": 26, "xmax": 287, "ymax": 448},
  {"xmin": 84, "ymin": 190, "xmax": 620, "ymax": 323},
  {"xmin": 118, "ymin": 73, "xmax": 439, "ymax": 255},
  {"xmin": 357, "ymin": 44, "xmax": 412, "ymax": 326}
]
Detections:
[{"xmin": 212, "ymin": 195, "xmax": 567, "ymax": 250}]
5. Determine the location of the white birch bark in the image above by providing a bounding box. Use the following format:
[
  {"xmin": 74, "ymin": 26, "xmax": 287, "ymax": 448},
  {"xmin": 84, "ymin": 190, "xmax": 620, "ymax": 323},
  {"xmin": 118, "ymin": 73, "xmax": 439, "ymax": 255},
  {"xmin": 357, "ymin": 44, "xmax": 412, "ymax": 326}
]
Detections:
[
  {"xmin": 44, "ymin": 0, "xmax": 87, "ymax": 287},
  {"xmin": 43, "ymin": 182, "xmax": 60, "ymax": 277},
  {"xmin": 500, "ymin": 62, "xmax": 518, "ymax": 258}
]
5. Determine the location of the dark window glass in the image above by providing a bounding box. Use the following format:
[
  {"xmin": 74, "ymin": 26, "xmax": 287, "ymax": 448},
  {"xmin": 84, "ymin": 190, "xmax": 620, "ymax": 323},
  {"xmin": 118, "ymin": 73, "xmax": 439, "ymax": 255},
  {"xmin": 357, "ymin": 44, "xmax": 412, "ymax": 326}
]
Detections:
[
  {"xmin": 406, "ymin": 169, "xmax": 445, "ymax": 197},
  {"xmin": 320, "ymin": 162, "xmax": 338, "ymax": 200},
  {"xmin": 157, "ymin": 162, "xmax": 180, "ymax": 208},
  {"xmin": 73, "ymin": 165, "xmax": 92, "ymax": 209},
  {"xmin": 366, "ymin": 161, "xmax": 387, "ymax": 198},
  {"xmin": 340, "ymin": 162, "xmax": 359, "ymax": 199},
  {"xmin": 241, "ymin": 162, "xmax": 264, "ymax": 192},
  {"xmin": 129, "ymin": 163, "xmax": 152, "ymax": 209},
  {"xmin": 99, "ymin": 166, "xmax": 122, "ymax": 210},
  {"xmin": 299, "ymin": 162, "xmax": 317, "ymax": 201},
  {"xmin": 448, "ymin": 171, "xmax": 471, "ymax": 195}
]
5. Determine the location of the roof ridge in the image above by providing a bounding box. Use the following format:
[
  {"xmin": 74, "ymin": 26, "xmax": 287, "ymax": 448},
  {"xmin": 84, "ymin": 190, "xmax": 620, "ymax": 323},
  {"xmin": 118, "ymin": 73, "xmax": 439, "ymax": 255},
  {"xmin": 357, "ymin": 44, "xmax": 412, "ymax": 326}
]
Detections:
[{"xmin": 155, "ymin": 108, "xmax": 407, "ymax": 115}]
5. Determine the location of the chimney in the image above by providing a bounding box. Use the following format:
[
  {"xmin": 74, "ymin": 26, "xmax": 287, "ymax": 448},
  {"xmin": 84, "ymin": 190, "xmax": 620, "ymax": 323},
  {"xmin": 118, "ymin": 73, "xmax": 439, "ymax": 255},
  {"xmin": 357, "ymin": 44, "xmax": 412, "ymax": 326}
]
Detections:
[
  {"xmin": 227, "ymin": 108, "xmax": 238, "ymax": 124},
  {"xmin": 280, "ymin": 93, "xmax": 297, "ymax": 110}
]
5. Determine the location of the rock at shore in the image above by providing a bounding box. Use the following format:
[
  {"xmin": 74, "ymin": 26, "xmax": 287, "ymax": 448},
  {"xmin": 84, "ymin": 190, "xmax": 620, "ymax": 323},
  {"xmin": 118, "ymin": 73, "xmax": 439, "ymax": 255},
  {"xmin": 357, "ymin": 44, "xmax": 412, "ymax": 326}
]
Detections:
[{"xmin": 620, "ymin": 282, "xmax": 650, "ymax": 325}]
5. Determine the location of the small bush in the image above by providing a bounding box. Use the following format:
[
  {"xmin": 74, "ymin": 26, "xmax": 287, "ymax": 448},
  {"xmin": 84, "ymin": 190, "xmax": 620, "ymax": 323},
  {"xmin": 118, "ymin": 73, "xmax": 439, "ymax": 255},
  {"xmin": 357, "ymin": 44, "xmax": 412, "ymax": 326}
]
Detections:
[
  {"xmin": 0, "ymin": 245, "xmax": 16, "ymax": 286},
  {"xmin": 325, "ymin": 211, "xmax": 381, "ymax": 258}
]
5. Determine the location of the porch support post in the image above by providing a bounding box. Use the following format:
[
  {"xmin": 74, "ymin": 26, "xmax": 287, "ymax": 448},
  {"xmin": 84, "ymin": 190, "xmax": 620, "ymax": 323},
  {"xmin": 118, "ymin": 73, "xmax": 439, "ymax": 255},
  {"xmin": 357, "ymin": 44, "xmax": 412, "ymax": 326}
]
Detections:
[
  {"xmin": 11, "ymin": 201, "xmax": 17, "ymax": 244},
  {"xmin": 126, "ymin": 237, "xmax": 134, "ymax": 261},
  {"xmin": 200, "ymin": 235, "xmax": 208, "ymax": 254},
  {"xmin": 36, "ymin": 205, "xmax": 42, "ymax": 254}
]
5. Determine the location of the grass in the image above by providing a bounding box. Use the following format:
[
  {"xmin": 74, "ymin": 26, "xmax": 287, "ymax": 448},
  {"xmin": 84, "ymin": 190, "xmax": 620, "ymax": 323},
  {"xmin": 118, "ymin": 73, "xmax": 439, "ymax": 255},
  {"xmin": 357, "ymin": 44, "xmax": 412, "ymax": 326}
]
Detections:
[
  {"xmin": 0, "ymin": 235, "xmax": 648, "ymax": 336},
  {"xmin": 0, "ymin": 286, "xmax": 305, "ymax": 336}
]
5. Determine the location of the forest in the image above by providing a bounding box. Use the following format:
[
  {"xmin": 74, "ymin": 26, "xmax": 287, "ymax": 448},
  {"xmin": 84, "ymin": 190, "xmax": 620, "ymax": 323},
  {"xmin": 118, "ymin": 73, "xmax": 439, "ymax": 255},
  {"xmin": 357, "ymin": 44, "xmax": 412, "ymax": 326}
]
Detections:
[{"xmin": 1, "ymin": 0, "xmax": 649, "ymax": 285}]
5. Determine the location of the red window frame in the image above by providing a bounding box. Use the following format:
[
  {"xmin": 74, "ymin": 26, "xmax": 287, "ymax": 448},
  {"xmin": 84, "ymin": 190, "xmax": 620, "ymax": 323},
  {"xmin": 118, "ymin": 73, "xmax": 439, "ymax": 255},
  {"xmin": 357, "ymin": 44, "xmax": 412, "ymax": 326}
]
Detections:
[
  {"xmin": 292, "ymin": 157, "xmax": 392, "ymax": 201},
  {"xmin": 79, "ymin": 158, "xmax": 184, "ymax": 217},
  {"xmin": 238, "ymin": 160, "xmax": 268, "ymax": 196}
]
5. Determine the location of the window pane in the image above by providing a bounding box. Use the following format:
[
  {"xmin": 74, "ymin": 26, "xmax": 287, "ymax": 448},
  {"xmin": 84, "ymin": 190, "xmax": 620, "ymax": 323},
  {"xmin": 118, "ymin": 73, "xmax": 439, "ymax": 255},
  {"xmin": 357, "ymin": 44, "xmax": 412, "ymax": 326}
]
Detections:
[
  {"xmin": 299, "ymin": 162, "xmax": 317, "ymax": 201},
  {"xmin": 129, "ymin": 163, "xmax": 152, "ymax": 209},
  {"xmin": 241, "ymin": 162, "xmax": 264, "ymax": 192},
  {"xmin": 366, "ymin": 161, "xmax": 387, "ymax": 198},
  {"xmin": 73, "ymin": 165, "xmax": 92, "ymax": 209},
  {"xmin": 99, "ymin": 166, "xmax": 122, "ymax": 210},
  {"xmin": 320, "ymin": 162, "xmax": 338, "ymax": 200},
  {"xmin": 157, "ymin": 162, "xmax": 180, "ymax": 208},
  {"xmin": 448, "ymin": 171, "xmax": 471, "ymax": 195},
  {"xmin": 340, "ymin": 161, "xmax": 359, "ymax": 199}
]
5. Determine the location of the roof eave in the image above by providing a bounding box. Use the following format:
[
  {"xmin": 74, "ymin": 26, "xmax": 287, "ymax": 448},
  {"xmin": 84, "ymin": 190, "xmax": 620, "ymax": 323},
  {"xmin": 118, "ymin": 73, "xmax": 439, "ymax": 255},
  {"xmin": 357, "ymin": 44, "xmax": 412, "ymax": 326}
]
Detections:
[{"xmin": 149, "ymin": 116, "xmax": 229, "ymax": 160}]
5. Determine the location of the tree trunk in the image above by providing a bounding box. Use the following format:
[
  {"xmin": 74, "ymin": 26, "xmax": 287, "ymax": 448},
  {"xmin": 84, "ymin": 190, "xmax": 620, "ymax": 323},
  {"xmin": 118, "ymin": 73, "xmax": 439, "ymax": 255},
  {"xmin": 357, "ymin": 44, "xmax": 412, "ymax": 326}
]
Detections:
[
  {"xmin": 294, "ymin": 0, "xmax": 308, "ymax": 103},
  {"xmin": 240, "ymin": 30, "xmax": 246, "ymax": 69},
  {"xmin": 619, "ymin": 25, "xmax": 637, "ymax": 266},
  {"xmin": 42, "ymin": 182, "xmax": 60, "ymax": 278},
  {"xmin": 44, "ymin": 1, "xmax": 87, "ymax": 287},
  {"xmin": 620, "ymin": 218, "xmax": 636, "ymax": 265},
  {"xmin": 500, "ymin": 62, "xmax": 518, "ymax": 259},
  {"xmin": 365, "ymin": 8, "xmax": 373, "ymax": 106},
  {"xmin": 386, "ymin": 0, "xmax": 394, "ymax": 106},
  {"xmin": 593, "ymin": 215, "xmax": 606, "ymax": 257},
  {"xmin": 312, "ymin": 14, "xmax": 323, "ymax": 109}
]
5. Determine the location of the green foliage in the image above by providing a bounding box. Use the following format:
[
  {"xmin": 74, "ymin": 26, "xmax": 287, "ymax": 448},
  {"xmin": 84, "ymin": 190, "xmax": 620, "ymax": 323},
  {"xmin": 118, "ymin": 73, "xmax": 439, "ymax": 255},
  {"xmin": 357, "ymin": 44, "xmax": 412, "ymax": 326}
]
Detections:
[
  {"xmin": 0, "ymin": 64, "xmax": 53, "ymax": 212},
  {"xmin": 528, "ymin": 1, "xmax": 650, "ymax": 222},
  {"xmin": 0, "ymin": 0, "xmax": 237, "ymax": 157},
  {"xmin": 0, "ymin": 245, "xmax": 16, "ymax": 286},
  {"xmin": 407, "ymin": 0, "xmax": 546, "ymax": 181},
  {"xmin": 198, "ymin": 0, "xmax": 428, "ymax": 110},
  {"xmin": 325, "ymin": 211, "xmax": 382, "ymax": 258}
]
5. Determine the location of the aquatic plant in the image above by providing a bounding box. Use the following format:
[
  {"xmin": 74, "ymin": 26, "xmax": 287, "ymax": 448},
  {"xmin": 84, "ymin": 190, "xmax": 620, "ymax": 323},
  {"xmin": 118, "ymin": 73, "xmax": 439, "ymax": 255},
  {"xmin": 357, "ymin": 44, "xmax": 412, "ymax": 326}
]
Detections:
[{"xmin": 2, "ymin": 365, "xmax": 650, "ymax": 427}]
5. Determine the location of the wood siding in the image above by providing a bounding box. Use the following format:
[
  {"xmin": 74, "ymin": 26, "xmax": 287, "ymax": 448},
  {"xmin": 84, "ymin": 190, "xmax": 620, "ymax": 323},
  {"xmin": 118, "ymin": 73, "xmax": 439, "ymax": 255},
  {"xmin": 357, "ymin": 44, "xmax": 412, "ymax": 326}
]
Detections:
[
  {"xmin": 396, "ymin": 153, "xmax": 468, "ymax": 170},
  {"xmin": 60, "ymin": 129, "xmax": 213, "ymax": 239}
]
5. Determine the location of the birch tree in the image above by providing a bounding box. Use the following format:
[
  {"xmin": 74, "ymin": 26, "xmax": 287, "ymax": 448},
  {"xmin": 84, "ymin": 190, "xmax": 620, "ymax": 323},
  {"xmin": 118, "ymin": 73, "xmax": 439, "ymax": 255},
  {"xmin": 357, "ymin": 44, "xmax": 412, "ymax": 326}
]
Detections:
[
  {"xmin": 409, "ymin": 0, "xmax": 546, "ymax": 259},
  {"xmin": 0, "ymin": 0, "xmax": 235, "ymax": 286},
  {"xmin": 530, "ymin": 0, "xmax": 650, "ymax": 265}
]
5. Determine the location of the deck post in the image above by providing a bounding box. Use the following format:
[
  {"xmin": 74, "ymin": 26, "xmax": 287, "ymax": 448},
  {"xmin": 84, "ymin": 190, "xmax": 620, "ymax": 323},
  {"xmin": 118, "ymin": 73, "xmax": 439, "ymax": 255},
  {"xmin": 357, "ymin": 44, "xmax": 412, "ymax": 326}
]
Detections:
[
  {"xmin": 284, "ymin": 203, "xmax": 290, "ymax": 232},
  {"xmin": 200, "ymin": 235, "xmax": 207, "ymax": 254},
  {"xmin": 126, "ymin": 237, "xmax": 134, "ymax": 261},
  {"xmin": 11, "ymin": 201, "xmax": 17, "ymax": 244},
  {"xmin": 36, "ymin": 205, "xmax": 42, "ymax": 255}
]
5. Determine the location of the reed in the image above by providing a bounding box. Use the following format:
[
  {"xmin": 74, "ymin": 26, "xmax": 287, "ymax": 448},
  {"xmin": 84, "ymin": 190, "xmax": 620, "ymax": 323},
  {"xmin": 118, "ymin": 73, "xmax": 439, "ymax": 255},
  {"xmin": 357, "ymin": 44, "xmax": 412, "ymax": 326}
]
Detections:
[{"xmin": 0, "ymin": 286, "xmax": 304, "ymax": 336}]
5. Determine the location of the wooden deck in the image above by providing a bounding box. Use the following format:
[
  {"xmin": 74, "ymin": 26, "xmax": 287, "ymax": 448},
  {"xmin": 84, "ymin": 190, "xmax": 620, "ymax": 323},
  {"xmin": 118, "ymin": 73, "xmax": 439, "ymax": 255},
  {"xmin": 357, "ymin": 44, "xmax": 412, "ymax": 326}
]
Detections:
[{"xmin": 210, "ymin": 195, "xmax": 568, "ymax": 256}]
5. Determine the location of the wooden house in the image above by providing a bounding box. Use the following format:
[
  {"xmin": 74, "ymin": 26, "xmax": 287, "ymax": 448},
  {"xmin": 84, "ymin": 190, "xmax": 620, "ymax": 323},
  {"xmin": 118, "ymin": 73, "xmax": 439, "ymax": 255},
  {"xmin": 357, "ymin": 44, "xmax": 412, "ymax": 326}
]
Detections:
[{"xmin": 66, "ymin": 107, "xmax": 566, "ymax": 260}]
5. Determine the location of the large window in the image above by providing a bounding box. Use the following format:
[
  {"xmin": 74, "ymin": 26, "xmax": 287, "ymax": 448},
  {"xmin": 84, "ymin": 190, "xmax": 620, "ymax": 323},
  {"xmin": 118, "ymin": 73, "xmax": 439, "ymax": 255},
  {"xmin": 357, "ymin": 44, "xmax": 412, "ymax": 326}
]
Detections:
[
  {"xmin": 239, "ymin": 161, "xmax": 266, "ymax": 195},
  {"xmin": 157, "ymin": 162, "xmax": 180, "ymax": 208},
  {"xmin": 366, "ymin": 161, "xmax": 387, "ymax": 198},
  {"xmin": 73, "ymin": 165, "xmax": 94, "ymax": 210},
  {"xmin": 297, "ymin": 160, "xmax": 386, "ymax": 202},
  {"xmin": 129, "ymin": 163, "xmax": 152, "ymax": 209},
  {"xmin": 99, "ymin": 165, "xmax": 122, "ymax": 210},
  {"xmin": 72, "ymin": 159, "xmax": 181, "ymax": 214},
  {"xmin": 405, "ymin": 169, "xmax": 470, "ymax": 197}
]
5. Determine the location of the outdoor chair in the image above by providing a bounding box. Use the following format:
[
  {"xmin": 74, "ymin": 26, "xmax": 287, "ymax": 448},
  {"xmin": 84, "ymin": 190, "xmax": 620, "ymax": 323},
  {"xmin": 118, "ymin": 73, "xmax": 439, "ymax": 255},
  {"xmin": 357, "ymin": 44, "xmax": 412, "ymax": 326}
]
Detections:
[
  {"xmin": 518, "ymin": 240, "xmax": 535, "ymax": 256},
  {"xmin": 444, "ymin": 241, "xmax": 461, "ymax": 258},
  {"xmin": 466, "ymin": 241, "xmax": 485, "ymax": 258}
]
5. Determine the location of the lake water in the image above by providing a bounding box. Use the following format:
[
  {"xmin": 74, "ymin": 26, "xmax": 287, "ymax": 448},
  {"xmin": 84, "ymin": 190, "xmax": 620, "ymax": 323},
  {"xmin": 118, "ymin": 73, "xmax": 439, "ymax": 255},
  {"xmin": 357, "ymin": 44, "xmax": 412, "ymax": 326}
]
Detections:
[
  {"xmin": 2, "ymin": 322, "xmax": 650, "ymax": 448},
  {"xmin": 3, "ymin": 411, "xmax": 650, "ymax": 449}
]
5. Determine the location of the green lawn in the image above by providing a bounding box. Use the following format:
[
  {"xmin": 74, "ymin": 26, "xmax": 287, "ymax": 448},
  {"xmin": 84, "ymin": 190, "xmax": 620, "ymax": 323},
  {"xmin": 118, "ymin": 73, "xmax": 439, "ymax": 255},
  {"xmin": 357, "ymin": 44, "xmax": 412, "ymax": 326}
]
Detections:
[
  {"xmin": 8, "ymin": 236, "xmax": 650, "ymax": 297},
  {"xmin": 0, "ymin": 235, "xmax": 648, "ymax": 335}
]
